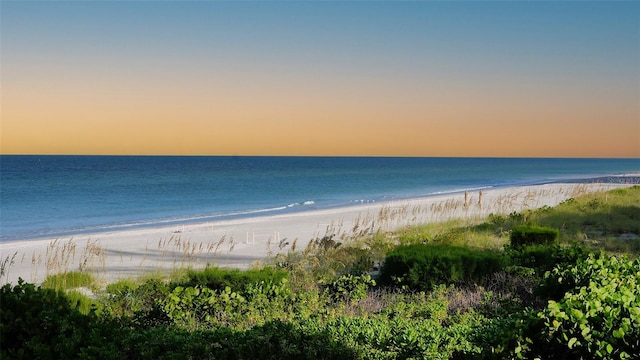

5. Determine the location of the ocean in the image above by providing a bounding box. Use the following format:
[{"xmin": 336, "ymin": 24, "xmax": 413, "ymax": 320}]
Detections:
[{"xmin": 1, "ymin": 156, "xmax": 638, "ymax": 242}]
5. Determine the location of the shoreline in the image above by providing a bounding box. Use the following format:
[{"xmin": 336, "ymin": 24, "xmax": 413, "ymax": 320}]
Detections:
[
  {"xmin": 3, "ymin": 175, "xmax": 637, "ymax": 243},
  {"xmin": 0, "ymin": 181, "xmax": 636, "ymax": 285}
]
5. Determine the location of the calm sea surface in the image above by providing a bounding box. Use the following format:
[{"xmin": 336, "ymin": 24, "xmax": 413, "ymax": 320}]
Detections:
[{"xmin": 1, "ymin": 156, "xmax": 638, "ymax": 241}]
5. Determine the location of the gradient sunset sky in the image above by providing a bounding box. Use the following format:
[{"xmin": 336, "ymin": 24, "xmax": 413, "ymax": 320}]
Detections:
[{"xmin": 1, "ymin": 1, "xmax": 638, "ymax": 157}]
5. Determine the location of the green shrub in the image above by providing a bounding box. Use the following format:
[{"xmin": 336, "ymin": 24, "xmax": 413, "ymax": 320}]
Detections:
[
  {"xmin": 536, "ymin": 254, "xmax": 640, "ymax": 359},
  {"xmin": 380, "ymin": 244, "xmax": 507, "ymax": 290},
  {"xmin": 334, "ymin": 247, "xmax": 376, "ymax": 275},
  {"xmin": 0, "ymin": 279, "xmax": 120, "ymax": 359},
  {"xmin": 506, "ymin": 243, "xmax": 591, "ymax": 276},
  {"xmin": 323, "ymin": 274, "xmax": 376, "ymax": 303},
  {"xmin": 103, "ymin": 278, "xmax": 169, "ymax": 319},
  {"xmin": 105, "ymin": 279, "xmax": 137, "ymax": 295},
  {"xmin": 480, "ymin": 253, "xmax": 640, "ymax": 359},
  {"xmin": 510, "ymin": 226, "xmax": 559, "ymax": 248},
  {"xmin": 307, "ymin": 289, "xmax": 485, "ymax": 359},
  {"xmin": 162, "ymin": 285, "xmax": 247, "ymax": 329},
  {"xmin": 178, "ymin": 266, "xmax": 288, "ymax": 292}
]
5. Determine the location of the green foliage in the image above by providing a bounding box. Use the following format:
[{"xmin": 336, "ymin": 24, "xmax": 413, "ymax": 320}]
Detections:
[
  {"xmin": 312, "ymin": 312, "xmax": 483, "ymax": 359},
  {"xmin": 41, "ymin": 271, "xmax": 94, "ymax": 290},
  {"xmin": 536, "ymin": 253, "xmax": 640, "ymax": 359},
  {"xmin": 66, "ymin": 289, "xmax": 102, "ymax": 315},
  {"xmin": 0, "ymin": 279, "xmax": 120, "ymax": 359},
  {"xmin": 323, "ymin": 274, "xmax": 376, "ymax": 303},
  {"xmin": 105, "ymin": 279, "xmax": 137, "ymax": 295},
  {"xmin": 220, "ymin": 320, "xmax": 357, "ymax": 359},
  {"xmin": 380, "ymin": 244, "xmax": 507, "ymax": 290},
  {"xmin": 178, "ymin": 266, "xmax": 288, "ymax": 292},
  {"xmin": 478, "ymin": 253, "xmax": 640, "ymax": 360},
  {"xmin": 39, "ymin": 272, "xmax": 102, "ymax": 316},
  {"xmin": 480, "ymin": 187, "xmax": 640, "ymax": 252},
  {"xmin": 487, "ymin": 213, "xmax": 508, "ymax": 227},
  {"xmin": 537, "ymin": 186, "xmax": 640, "ymax": 241},
  {"xmin": 117, "ymin": 320, "xmax": 358, "ymax": 359},
  {"xmin": 273, "ymin": 235, "xmax": 381, "ymax": 284},
  {"xmin": 510, "ymin": 225, "xmax": 559, "ymax": 248},
  {"xmin": 142, "ymin": 281, "xmax": 485, "ymax": 358},
  {"xmin": 506, "ymin": 243, "xmax": 591, "ymax": 277},
  {"xmin": 102, "ymin": 277, "xmax": 169, "ymax": 319},
  {"xmin": 465, "ymin": 308, "xmax": 543, "ymax": 360},
  {"xmin": 162, "ymin": 285, "xmax": 248, "ymax": 329},
  {"xmin": 335, "ymin": 246, "xmax": 376, "ymax": 275}
]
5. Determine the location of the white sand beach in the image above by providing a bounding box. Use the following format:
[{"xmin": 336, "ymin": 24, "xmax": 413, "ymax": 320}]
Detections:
[{"xmin": 0, "ymin": 182, "xmax": 631, "ymax": 285}]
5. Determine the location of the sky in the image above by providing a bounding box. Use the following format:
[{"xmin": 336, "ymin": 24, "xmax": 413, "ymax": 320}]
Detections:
[{"xmin": 1, "ymin": 1, "xmax": 639, "ymax": 157}]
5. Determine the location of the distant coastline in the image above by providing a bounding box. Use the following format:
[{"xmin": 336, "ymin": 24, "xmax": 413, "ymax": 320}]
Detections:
[{"xmin": 562, "ymin": 175, "xmax": 640, "ymax": 185}]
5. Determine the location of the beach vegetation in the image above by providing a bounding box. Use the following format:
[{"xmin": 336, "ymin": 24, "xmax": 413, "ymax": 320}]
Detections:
[
  {"xmin": 0, "ymin": 251, "xmax": 18, "ymax": 284},
  {"xmin": 509, "ymin": 225, "xmax": 559, "ymax": 248},
  {"xmin": 3, "ymin": 186, "xmax": 640, "ymax": 358},
  {"xmin": 175, "ymin": 265, "xmax": 288, "ymax": 292},
  {"xmin": 41, "ymin": 271, "xmax": 95, "ymax": 290},
  {"xmin": 380, "ymin": 244, "xmax": 507, "ymax": 291},
  {"xmin": 0, "ymin": 280, "xmax": 114, "ymax": 359},
  {"xmin": 102, "ymin": 277, "xmax": 169, "ymax": 319},
  {"xmin": 39, "ymin": 272, "xmax": 102, "ymax": 316}
]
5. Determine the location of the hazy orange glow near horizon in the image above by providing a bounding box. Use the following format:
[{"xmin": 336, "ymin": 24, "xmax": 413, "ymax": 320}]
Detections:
[{"xmin": 1, "ymin": 2, "xmax": 639, "ymax": 158}]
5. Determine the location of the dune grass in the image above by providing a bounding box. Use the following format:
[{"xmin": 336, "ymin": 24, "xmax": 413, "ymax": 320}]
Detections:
[
  {"xmin": 386, "ymin": 185, "xmax": 640, "ymax": 256},
  {"xmin": 41, "ymin": 271, "xmax": 95, "ymax": 291}
]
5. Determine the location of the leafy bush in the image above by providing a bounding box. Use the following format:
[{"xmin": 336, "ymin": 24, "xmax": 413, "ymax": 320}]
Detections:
[
  {"xmin": 506, "ymin": 243, "xmax": 591, "ymax": 276},
  {"xmin": 479, "ymin": 253, "xmax": 640, "ymax": 360},
  {"xmin": 510, "ymin": 226, "xmax": 559, "ymax": 248},
  {"xmin": 536, "ymin": 254, "xmax": 640, "ymax": 359},
  {"xmin": 178, "ymin": 266, "xmax": 288, "ymax": 292},
  {"xmin": 232, "ymin": 320, "xmax": 357, "ymax": 359},
  {"xmin": 103, "ymin": 277, "xmax": 169, "ymax": 319},
  {"xmin": 318, "ymin": 288, "xmax": 486, "ymax": 359},
  {"xmin": 380, "ymin": 244, "xmax": 507, "ymax": 290},
  {"xmin": 162, "ymin": 285, "xmax": 247, "ymax": 329},
  {"xmin": 0, "ymin": 279, "xmax": 120, "ymax": 359},
  {"xmin": 105, "ymin": 279, "xmax": 137, "ymax": 295},
  {"xmin": 323, "ymin": 274, "xmax": 376, "ymax": 303},
  {"xmin": 335, "ymin": 247, "xmax": 376, "ymax": 275}
]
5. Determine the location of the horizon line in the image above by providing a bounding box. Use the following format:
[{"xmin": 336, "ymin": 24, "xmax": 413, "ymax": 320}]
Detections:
[{"xmin": 1, "ymin": 154, "xmax": 638, "ymax": 160}]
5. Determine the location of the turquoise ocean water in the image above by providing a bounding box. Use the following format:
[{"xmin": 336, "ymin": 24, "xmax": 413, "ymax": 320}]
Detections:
[{"xmin": 1, "ymin": 156, "xmax": 638, "ymax": 242}]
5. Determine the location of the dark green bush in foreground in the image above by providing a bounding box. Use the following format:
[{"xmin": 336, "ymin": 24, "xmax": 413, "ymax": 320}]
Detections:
[
  {"xmin": 0, "ymin": 280, "xmax": 122, "ymax": 360},
  {"xmin": 510, "ymin": 225, "xmax": 559, "ymax": 248},
  {"xmin": 535, "ymin": 255, "xmax": 640, "ymax": 359},
  {"xmin": 497, "ymin": 253, "xmax": 640, "ymax": 360},
  {"xmin": 380, "ymin": 244, "xmax": 507, "ymax": 290}
]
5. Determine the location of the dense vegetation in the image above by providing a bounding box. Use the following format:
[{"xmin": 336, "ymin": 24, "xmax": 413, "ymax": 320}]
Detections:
[{"xmin": 2, "ymin": 186, "xmax": 639, "ymax": 359}]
